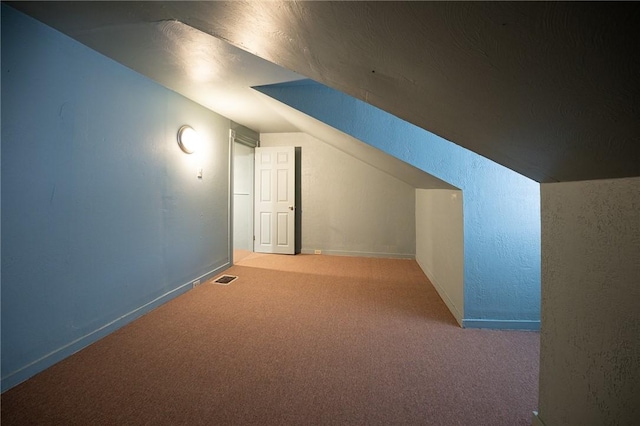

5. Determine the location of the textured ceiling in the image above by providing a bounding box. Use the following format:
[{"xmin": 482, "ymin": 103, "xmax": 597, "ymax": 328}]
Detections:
[
  {"xmin": 10, "ymin": 1, "xmax": 640, "ymax": 183},
  {"xmin": 50, "ymin": 19, "xmax": 305, "ymax": 133}
]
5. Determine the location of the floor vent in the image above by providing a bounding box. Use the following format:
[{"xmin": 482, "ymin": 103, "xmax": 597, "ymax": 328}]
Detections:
[{"xmin": 213, "ymin": 275, "xmax": 238, "ymax": 285}]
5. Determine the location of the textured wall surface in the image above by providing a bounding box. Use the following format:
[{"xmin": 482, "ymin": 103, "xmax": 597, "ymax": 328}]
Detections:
[
  {"xmin": 10, "ymin": 2, "xmax": 640, "ymax": 182},
  {"xmin": 416, "ymin": 189, "xmax": 464, "ymax": 325},
  {"xmin": 258, "ymin": 82, "xmax": 540, "ymax": 328},
  {"xmin": 261, "ymin": 133, "xmax": 416, "ymax": 258},
  {"xmin": 539, "ymin": 177, "xmax": 640, "ymax": 425},
  {"xmin": 1, "ymin": 6, "xmax": 231, "ymax": 390}
]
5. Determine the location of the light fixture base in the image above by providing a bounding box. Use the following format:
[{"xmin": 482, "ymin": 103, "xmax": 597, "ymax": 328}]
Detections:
[{"xmin": 177, "ymin": 125, "xmax": 199, "ymax": 154}]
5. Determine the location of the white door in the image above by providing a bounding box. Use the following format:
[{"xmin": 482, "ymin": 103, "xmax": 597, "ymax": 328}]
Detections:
[{"xmin": 254, "ymin": 146, "xmax": 295, "ymax": 254}]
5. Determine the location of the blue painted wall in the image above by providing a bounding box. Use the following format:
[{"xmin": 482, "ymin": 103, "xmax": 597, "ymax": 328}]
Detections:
[
  {"xmin": 1, "ymin": 5, "xmax": 231, "ymax": 390},
  {"xmin": 257, "ymin": 81, "xmax": 541, "ymax": 329}
]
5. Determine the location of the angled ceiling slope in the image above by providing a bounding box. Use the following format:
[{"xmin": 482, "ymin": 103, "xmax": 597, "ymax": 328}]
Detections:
[
  {"xmin": 35, "ymin": 18, "xmax": 306, "ymax": 134},
  {"xmin": 5, "ymin": 3, "xmax": 451, "ymax": 190},
  {"xmin": 10, "ymin": 1, "xmax": 640, "ymax": 183}
]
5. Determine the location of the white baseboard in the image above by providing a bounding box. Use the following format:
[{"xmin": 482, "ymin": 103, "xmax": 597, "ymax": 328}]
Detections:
[
  {"xmin": 301, "ymin": 248, "xmax": 414, "ymax": 259},
  {"xmin": 462, "ymin": 319, "xmax": 540, "ymax": 331},
  {"xmin": 1, "ymin": 263, "xmax": 229, "ymax": 392}
]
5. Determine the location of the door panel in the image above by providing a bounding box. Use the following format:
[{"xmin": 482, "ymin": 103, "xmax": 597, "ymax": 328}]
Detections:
[
  {"xmin": 260, "ymin": 169, "xmax": 271, "ymax": 201},
  {"xmin": 277, "ymin": 169, "xmax": 288, "ymax": 201},
  {"xmin": 277, "ymin": 213, "xmax": 289, "ymax": 245},
  {"xmin": 255, "ymin": 146, "xmax": 295, "ymax": 254},
  {"xmin": 260, "ymin": 212, "xmax": 272, "ymax": 245}
]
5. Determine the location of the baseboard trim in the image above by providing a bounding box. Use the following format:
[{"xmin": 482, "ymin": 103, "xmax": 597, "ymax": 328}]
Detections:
[
  {"xmin": 531, "ymin": 411, "xmax": 546, "ymax": 426},
  {"xmin": 300, "ymin": 248, "xmax": 414, "ymax": 259},
  {"xmin": 462, "ymin": 318, "xmax": 540, "ymax": 331},
  {"xmin": 415, "ymin": 258, "xmax": 463, "ymax": 327},
  {"xmin": 1, "ymin": 263, "xmax": 230, "ymax": 393}
]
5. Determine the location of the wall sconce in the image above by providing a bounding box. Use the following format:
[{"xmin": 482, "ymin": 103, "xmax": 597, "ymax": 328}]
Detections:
[{"xmin": 177, "ymin": 125, "xmax": 199, "ymax": 154}]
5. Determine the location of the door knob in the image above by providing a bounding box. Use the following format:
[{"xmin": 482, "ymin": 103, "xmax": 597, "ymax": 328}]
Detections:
[{"xmin": 289, "ymin": 206, "xmax": 295, "ymax": 211}]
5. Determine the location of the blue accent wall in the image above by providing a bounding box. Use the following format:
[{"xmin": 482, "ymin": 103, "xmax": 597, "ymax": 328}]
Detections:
[
  {"xmin": 1, "ymin": 6, "xmax": 231, "ymax": 390},
  {"xmin": 256, "ymin": 81, "xmax": 541, "ymax": 329}
]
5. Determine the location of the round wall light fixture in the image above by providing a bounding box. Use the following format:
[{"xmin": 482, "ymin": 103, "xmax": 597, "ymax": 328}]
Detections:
[{"xmin": 177, "ymin": 125, "xmax": 199, "ymax": 154}]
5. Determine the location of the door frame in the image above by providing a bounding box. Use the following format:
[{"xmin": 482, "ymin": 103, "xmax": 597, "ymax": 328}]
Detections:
[
  {"xmin": 229, "ymin": 130, "xmax": 301, "ymax": 263},
  {"xmin": 228, "ymin": 129, "xmax": 234, "ymax": 265},
  {"xmin": 229, "ymin": 126, "xmax": 260, "ymax": 264}
]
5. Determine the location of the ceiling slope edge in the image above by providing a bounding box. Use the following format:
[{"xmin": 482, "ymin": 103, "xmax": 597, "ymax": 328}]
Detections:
[{"xmin": 253, "ymin": 85, "xmax": 457, "ymax": 190}]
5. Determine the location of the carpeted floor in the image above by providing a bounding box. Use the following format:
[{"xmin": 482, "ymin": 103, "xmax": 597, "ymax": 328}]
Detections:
[{"xmin": 1, "ymin": 254, "xmax": 539, "ymax": 425}]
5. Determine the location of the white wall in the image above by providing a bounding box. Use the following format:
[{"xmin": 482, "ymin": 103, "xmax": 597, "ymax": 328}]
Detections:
[
  {"xmin": 415, "ymin": 189, "xmax": 464, "ymax": 325},
  {"xmin": 538, "ymin": 176, "xmax": 640, "ymax": 425},
  {"xmin": 261, "ymin": 132, "xmax": 415, "ymax": 258}
]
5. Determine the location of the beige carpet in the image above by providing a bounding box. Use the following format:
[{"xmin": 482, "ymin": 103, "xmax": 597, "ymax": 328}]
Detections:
[{"xmin": 1, "ymin": 254, "xmax": 539, "ymax": 425}]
